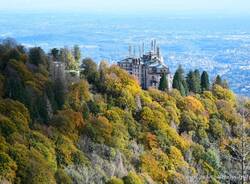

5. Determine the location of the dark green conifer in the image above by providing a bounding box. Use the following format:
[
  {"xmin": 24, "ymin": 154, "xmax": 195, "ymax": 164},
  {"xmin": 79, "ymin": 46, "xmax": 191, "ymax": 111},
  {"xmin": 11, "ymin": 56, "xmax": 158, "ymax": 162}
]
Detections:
[
  {"xmin": 173, "ymin": 65, "xmax": 187, "ymax": 96},
  {"xmin": 214, "ymin": 75, "xmax": 222, "ymax": 86},
  {"xmin": 194, "ymin": 69, "xmax": 201, "ymax": 93},
  {"xmin": 186, "ymin": 69, "xmax": 201, "ymax": 94},
  {"xmin": 201, "ymin": 71, "xmax": 210, "ymax": 91},
  {"xmin": 29, "ymin": 47, "xmax": 48, "ymax": 66},
  {"xmin": 51, "ymin": 48, "xmax": 60, "ymax": 60},
  {"xmin": 54, "ymin": 79, "xmax": 65, "ymax": 110},
  {"xmin": 158, "ymin": 73, "xmax": 168, "ymax": 91},
  {"xmin": 213, "ymin": 75, "xmax": 229, "ymax": 89},
  {"xmin": 222, "ymin": 80, "xmax": 229, "ymax": 89},
  {"xmin": 186, "ymin": 70, "xmax": 194, "ymax": 92}
]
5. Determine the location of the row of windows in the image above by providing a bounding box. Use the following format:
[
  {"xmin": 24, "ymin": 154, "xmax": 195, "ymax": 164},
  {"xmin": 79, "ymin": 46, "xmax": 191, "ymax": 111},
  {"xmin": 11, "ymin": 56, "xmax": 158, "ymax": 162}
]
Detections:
[
  {"xmin": 121, "ymin": 64, "xmax": 132, "ymax": 68},
  {"xmin": 120, "ymin": 63, "xmax": 142, "ymax": 69}
]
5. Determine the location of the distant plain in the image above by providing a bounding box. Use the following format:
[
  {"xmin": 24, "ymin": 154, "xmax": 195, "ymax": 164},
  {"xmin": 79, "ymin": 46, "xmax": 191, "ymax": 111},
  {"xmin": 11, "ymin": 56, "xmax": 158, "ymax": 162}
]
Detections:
[{"xmin": 1, "ymin": 13, "xmax": 250, "ymax": 96}]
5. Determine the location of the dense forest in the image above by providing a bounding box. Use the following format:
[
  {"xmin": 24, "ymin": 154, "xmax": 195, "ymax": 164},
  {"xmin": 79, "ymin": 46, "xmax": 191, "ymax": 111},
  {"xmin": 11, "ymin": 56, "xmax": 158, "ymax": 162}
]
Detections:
[{"xmin": 0, "ymin": 38, "xmax": 249, "ymax": 184}]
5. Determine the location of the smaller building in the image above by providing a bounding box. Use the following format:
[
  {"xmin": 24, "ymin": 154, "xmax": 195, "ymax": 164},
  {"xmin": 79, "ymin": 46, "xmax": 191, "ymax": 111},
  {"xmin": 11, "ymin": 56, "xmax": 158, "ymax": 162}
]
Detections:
[
  {"xmin": 49, "ymin": 61, "xmax": 66, "ymax": 82},
  {"xmin": 118, "ymin": 41, "xmax": 172, "ymax": 90},
  {"xmin": 49, "ymin": 60, "xmax": 80, "ymax": 85},
  {"xmin": 118, "ymin": 57, "xmax": 142, "ymax": 84}
]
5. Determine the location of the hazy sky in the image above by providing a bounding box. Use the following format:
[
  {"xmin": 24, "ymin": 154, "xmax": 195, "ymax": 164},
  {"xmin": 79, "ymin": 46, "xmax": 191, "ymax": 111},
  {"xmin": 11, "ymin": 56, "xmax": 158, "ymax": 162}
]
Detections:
[{"xmin": 1, "ymin": 0, "xmax": 250, "ymax": 15}]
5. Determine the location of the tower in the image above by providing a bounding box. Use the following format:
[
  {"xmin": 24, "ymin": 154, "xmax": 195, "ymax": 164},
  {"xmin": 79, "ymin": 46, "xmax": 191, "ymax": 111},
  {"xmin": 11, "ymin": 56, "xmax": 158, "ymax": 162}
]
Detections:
[
  {"xmin": 142, "ymin": 42, "xmax": 145, "ymax": 55},
  {"xmin": 154, "ymin": 40, "xmax": 157, "ymax": 53},
  {"xmin": 151, "ymin": 40, "xmax": 154, "ymax": 51},
  {"xmin": 157, "ymin": 46, "xmax": 160, "ymax": 58},
  {"xmin": 139, "ymin": 45, "xmax": 142, "ymax": 57},
  {"xmin": 128, "ymin": 45, "xmax": 132, "ymax": 57}
]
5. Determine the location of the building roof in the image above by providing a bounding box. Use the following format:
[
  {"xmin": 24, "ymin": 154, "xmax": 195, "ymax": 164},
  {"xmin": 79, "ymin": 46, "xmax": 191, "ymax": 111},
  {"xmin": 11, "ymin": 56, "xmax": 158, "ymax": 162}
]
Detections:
[
  {"xmin": 118, "ymin": 44, "xmax": 169, "ymax": 71},
  {"xmin": 148, "ymin": 62, "xmax": 168, "ymax": 69}
]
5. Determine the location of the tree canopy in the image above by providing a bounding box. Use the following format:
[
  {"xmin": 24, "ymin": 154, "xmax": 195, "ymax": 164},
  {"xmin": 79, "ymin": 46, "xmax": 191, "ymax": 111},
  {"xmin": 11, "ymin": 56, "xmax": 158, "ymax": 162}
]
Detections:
[{"xmin": 0, "ymin": 39, "xmax": 247, "ymax": 184}]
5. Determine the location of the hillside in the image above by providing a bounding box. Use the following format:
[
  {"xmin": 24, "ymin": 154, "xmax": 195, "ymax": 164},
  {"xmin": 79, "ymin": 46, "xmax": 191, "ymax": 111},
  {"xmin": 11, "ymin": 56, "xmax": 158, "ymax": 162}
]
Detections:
[
  {"xmin": 0, "ymin": 39, "xmax": 249, "ymax": 184},
  {"xmin": 1, "ymin": 13, "xmax": 250, "ymax": 96}
]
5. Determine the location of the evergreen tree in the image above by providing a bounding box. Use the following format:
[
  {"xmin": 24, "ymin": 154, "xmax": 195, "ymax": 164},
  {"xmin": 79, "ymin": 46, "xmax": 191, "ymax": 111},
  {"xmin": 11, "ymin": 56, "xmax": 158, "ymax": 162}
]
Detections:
[
  {"xmin": 214, "ymin": 75, "xmax": 222, "ymax": 86},
  {"xmin": 53, "ymin": 79, "xmax": 65, "ymax": 110},
  {"xmin": 222, "ymin": 80, "xmax": 229, "ymax": 89},
  {"xmin": 213, "ymin": 75, "xmax": 229, "ymax": 89},
  {"xmin": 81, "ymin": 58, "xmax": 99, "ymax": 84},
  {"xmin": 158, "ymin": 73, "xmax": 168, "ymax": 91},
  {"xmin": 179, "ymin": 82, "xmax": 187, "ymax": 97},
  {"xmin": 97, "ymin": 60, "xmax": 109, "ymax": 92},
  {"xmin": 201, "ymin": 71, "xmax": 210, "ymax": 91},
  {"xmin": 72, "ymin": 45, "xmax": 81, "ymax": 63},
  {"xmin": 186, "ymin": 70, "xmax": 194, "ymax": 92},
  {"xmin": 194, "ymin": 69, "xmax": 201, "ymax": 93},
  {"xmin": 1, "ymin": 48, "xmax": 22, "ymax": 70},
  {"xmin": 51, "ymin": 48, "xmax": 60, "ymax": 61},
  {"xmin": 186, "ymin": 69, "xmax": 201, "ymax": 94},
  {"xmin": 173, "ymin": 65, "xmax": 187, "ymax": 96},
  {"xmin": 173, "ymin": 68, "xmax": 181, "ymax": 89},
  {"xmin": 37, "ymin": 93, "xmax": 50, "ymax": 123},
  {"xmin": 5, "ymin": 76, "xmax": 30, "ymax": 108},
  {"xmin": 29, "ymin": 47, "xmax": 48, "ymax": 66}
]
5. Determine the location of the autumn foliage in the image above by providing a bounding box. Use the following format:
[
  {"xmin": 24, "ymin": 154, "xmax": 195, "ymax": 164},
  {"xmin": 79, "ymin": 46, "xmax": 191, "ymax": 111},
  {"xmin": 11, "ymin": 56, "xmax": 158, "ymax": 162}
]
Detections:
[{"xmin": 0, "ymin": 40, "xmax": 248, "ymax": 184}]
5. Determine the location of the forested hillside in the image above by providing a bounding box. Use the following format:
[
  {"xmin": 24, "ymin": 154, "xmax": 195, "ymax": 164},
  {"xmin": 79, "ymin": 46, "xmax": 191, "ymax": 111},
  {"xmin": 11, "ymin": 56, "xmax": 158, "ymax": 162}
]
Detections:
[{"xmin": 0, "ymin": 39, "xmax": 249, "ymax": 184}]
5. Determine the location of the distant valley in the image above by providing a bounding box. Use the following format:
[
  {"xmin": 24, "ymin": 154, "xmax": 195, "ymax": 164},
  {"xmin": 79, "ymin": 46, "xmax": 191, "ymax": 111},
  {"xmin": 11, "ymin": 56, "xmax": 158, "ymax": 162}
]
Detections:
[{"xmin": 1, "ymin": 13, "xmax": 250, "ymax": 96}]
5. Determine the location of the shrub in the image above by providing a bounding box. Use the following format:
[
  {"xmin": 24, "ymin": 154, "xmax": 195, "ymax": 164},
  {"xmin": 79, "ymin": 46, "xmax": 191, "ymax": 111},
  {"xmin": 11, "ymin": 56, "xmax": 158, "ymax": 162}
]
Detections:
[
  {"xmin": 123, "ymin": 172, "xmax": 143, "ymax": 184},
  {"xmin": 85, "ymin": 116, "xmax": 113, "ymax": 145},
  {"xmin": 0, "ymin": 152, "xmax": 17, "ymax": 182},
  {"xmin": 55, "ymin": 169, "xmax": 73, "ymax": 184},
  {"xmin": 107, "ymin": 177, "xmax": 124, "ymax": 184}
]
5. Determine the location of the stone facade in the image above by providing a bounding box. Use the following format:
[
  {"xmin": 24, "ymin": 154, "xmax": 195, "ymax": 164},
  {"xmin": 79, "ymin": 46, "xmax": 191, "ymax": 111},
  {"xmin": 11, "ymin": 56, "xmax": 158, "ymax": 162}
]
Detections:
[
  {"xmin": 49, "ymin": 60, "xmax": 81, "ymax": 85},
  {"xmin": 49, "ymin": 61, "xmax": 66, "ymax": 81}
]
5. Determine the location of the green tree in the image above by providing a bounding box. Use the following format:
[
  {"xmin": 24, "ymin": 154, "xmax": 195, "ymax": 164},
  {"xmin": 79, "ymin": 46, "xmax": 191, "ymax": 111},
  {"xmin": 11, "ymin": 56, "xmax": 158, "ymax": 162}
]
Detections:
[
  {"xmin": 85, "ymin": 116, "xmax": 112, "ymax": 144},
  {"xmin": 1, "ymin": 48, "xmax": 22, "ymax": 69},
  {"xmin": 51, "ymin": 48, "xmax": 60, "ymax": 61},
  {"xmin": 97, "ymin": 60, "xmax": 109, "ymax": 92},
  {"xmin": 194, "ymin": 69, "xmax": 201, "ymax": 93},
  {"xmin": 53, "ymin": 79, "xmax": 65, "ymax": 110},
  {"xmin": 72, "ymin": 45, "xmax": 81, "ymax": 63},
  {"xmin": 59, "ymin": 48, "xmax": 77, "ymax": 70},
  {"xmin": 107, "ymin": 177, "xmax": 124, "ymax": 184},
  {"xmin": 29, "ymin": 47, "xmax": 48, "ymax": 66},
  {"xmin": 186, "ymin": 70, "xmax": 194, "ymax": 92},
  {"xmin": 158, "ymin": 73, "xmax": 168, "ymax": 91},
  {"xmin": 173, "ymin": 65, "xmax": 187, "ymax": 96},
  {"xmin": 214, "ymin": 75, "xmax": 229, "ymax": 89},
  {"xmin": 5, "ymin": 76, "xmax": 27, "ymax": 103},
  {"xmin": 36, "ymin": 93, "xmax": 50, "ymax": 123},
  {"xmin": 123, "ymin": 172, "xmax": 143, "ymax": 184},
  {"xmin": 2, "ymin": 38, "xmax": 17, "ymax": 49},
  {"xmin": 222, "ymin": 80, "xmax": 229, "ymax": 89},
  {"xmin": 0, "ymin": 152, "xmax": 17, "ymax": 182},
  {"xmin": 201, "ymin": 71, "xmax": 210, "ymax": 91},
  {"xmin": 80, "ymin": 58, "xmax": 99, "ymax": 84},
  {"xmin": 186, "ymin": 70, "xmax": 201, "ymax": 94},
  {"xmin": 214, "ymin": 75, "xmax": 222, "ymax": 86}
]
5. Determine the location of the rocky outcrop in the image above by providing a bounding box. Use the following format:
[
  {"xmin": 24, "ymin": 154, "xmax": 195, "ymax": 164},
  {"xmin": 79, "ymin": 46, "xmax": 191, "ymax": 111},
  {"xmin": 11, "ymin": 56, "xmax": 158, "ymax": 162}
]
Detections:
[{"xmin": 65, "ymin": 136, "xmax": 135, "ymax": 184}]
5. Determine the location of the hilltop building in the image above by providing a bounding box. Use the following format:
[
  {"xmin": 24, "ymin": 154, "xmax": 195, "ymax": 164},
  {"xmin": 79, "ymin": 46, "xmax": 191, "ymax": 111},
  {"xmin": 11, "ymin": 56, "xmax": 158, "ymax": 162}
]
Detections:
[
  {"xmin": 49, "ymin": 61, "xmax": 66, "ymax": 82},
  {"xmin": 49, "ymin": 60, "xmax": 81, "ymax": 85},
  {"xmin": 118, "ymin": 41, "xmax": 172, "ymax": 90}
]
